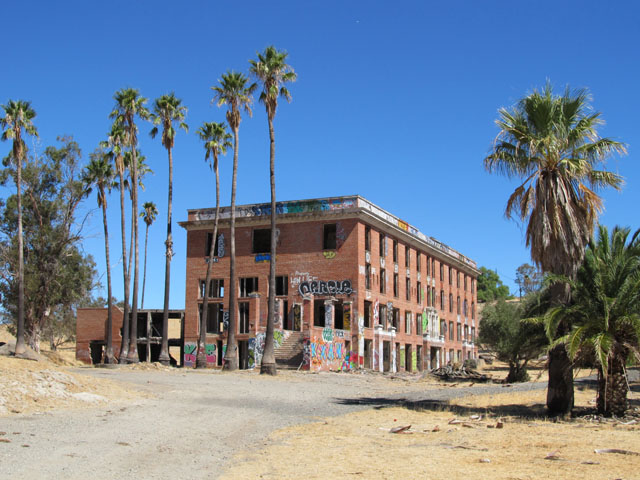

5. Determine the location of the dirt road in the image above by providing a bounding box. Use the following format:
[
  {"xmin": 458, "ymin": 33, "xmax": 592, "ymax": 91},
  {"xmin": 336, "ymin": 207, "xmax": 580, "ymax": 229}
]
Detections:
[{"xmin": 0, "ymin": 367, "xmax": 584, "ymax": 479}]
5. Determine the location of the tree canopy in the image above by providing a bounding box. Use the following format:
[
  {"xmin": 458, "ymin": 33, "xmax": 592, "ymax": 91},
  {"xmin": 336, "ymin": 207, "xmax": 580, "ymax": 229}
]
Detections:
[{"xmin": 476, "ymin": 266, "xmax": 511, "ymax": 303}]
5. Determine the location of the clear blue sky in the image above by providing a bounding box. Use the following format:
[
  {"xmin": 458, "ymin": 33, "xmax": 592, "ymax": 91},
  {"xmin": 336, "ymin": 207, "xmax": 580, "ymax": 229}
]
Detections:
[{"xmin": 2, "ymin": 1, "xmax": 639, "ymax": 308}]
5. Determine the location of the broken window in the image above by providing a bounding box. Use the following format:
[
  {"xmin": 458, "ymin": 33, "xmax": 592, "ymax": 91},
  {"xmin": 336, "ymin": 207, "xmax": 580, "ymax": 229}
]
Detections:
[
  {"xmin": 334, "ymin": 302, "xmax": 344, "ymax": 330},
  {"xmin": 365, "ymin": 226, "xmax": 371, "ymax": 252},
  {"xmin": 205, "ymin": 233, "xmax": 223, "ymax": 257},
  {"xmin": 365, "ymin": 263, "xmax": 371, "ymax": 290},
  {"xmin": 379, "ymin": 233, "xmax": 385, "ymax": 257},
  {"xmin": 405, "ymin": 311, "xmax": 411, "ymax": 334},
  {"xmin": 239, "ymin": 302, "xmax": 250, "ymax": 333},
  {"xmin": 379, "ymin": 304, "xmax": 387, "ymax": 329},
  {"xmin": 364, "ymin": 300, "xmax": 372, "ymax": 328},
  {"xmin": 405, "ymin": 246, "xmax": 410, "ymax": 268},
  {"xmin": 393, "ymin": 273, "xmax": 399, "ymax": 297},
  {"xmin": 405, "ymin": 277, "xmax": 411, "ymax": 301},
  {"xmin": 275, "ymin": 275, "xmax": 288, "ymax": 296},
  {"xmin": 252, "ymin": 229, "xmax": 271, "ymax": 253},
  {"xmin": 239, "ymin": 277, "xmax": 259, "ymax": 297},
  {"xmin": 449, "ymin": 321, "xmax": 454, "ymax": 340},
  {"xmin": 380, "ymin": 268, "xmax": 386, "ymax": 294},
  {"xmin": 416, "ymin": 252, "xmax": 421, "ymax": 272},
  {"xmin": 392, "ymin": 308, "xmax": 400, "ymax": 330},
  {"xmin": 417, "ymin": 281, "xmax": 422, "ymax": 304},
  {"xmin": 416, "ymin": 313, "xmax": 422, "ymax": 336},
  {"xmin": 199, "ymin": 302, "xmax": 224, "ymax": 334},
  {"xmin": 323, "ymin": 223, "xmax": 336, "ymax": 250},
  {"xmin": 393, "ymin": 239, "xmax": 398, "ymax": 263},
  {"xmin": 314, "ymin": 299, "xmax": 326, "ymax": 327},
  {"xmin": 200, "ymin": 278, "xmax": 224, "ymax": 298}
]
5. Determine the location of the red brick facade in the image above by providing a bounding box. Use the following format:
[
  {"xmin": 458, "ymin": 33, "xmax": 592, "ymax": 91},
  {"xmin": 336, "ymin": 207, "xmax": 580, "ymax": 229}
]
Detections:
[{"xmin": 180, "ymin": 196, "xmax": 479, "ymax": 372}]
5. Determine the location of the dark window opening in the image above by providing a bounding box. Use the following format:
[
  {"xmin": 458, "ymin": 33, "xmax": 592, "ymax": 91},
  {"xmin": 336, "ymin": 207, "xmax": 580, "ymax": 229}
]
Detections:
[
  {"xmin": 416, "ymin": 252, "xmax": 421, "ymax": 272},
  {"xmin": 239, "ymin": 302, "xmax": 250, "ymax": 334},
  {"xmin": 393, "ymin": 274, "xmax": 399, "ymax": 297},
  {"xmin": 199, "ymin": 303, "xmax": 224, "ymax": 334},
  {"xmin": 239, "ymin": 277, "xmax": 259, "ymax": 297},
  {"xmin": 379, "ymin": 305, "xmax": 388, "ymax": 329},
  {"xmin": 449, "ymin": 293, "xmax": 453, "ymax": 313},
  {"xmin": 405, "ymin": 278, "xmax": 411, "ymax": 301},
  {"xmin": 392, "ymin": 308, "xmax": 400, "ymax": 330},
  {"xmin": 275, "ymin": 275, "xmax": 288, "ymax": 296},
  {"xmin": 323, "ymin": 224, "xmax": 336, "ymax": 250},
  {"xmin": 380, "ymin": 268, "xmax": 386, "ymax": 294},
  {"xmin": 417, "ymin": 281, "xmax": 422, "ymax": 304},
  {"xmin": 364, "ymin": 300, "xmax": 372, "ymax": 328},
  {"xmin": 252, "ymin": 229, "xmax": 271, "ymax": 253},
  {"xmin": 314, "ymin": 299, "xmax": 326, "ymax": 327},
  {"xmin": 393, "ymin": 240, "xmax": 398, "ymax": 263},
  {"xmin": 379, "ymin": 234, "xmax": 385, "ymax": 256},
  {"xmin": 205, "ymin": 233, "xmax": 222, "ymax": 257},
  {"xmin": 365, "ymin": 226, "xmax": 371, "ymax": 252},
  {"xmin": 449, "ymin": 321, "xmax": 454, "ymax": 340},
  {"xmin": 365, "ymin": 263, "xmax": 371, "ymax": 290},
  {"xmin": 405, "ymin": 246, "xmax": 410, "ymax": 268},
  {"xmin": 200, "ymin": 278, "xmax": 224, "ymax": 298},
  {"xmin": 334, "ymin": 302, "xmax": 344, "ymax": 330}
]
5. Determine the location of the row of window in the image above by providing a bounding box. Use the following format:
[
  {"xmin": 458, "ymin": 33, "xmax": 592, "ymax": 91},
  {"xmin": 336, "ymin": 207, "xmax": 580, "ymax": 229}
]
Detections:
[
  {"xmin": 363, "ymin": 225, "xmax": 475, "ymax": 294},
  {"xmin": 199, "ymin": 276, "xmax": 289, "ymax": 298}
]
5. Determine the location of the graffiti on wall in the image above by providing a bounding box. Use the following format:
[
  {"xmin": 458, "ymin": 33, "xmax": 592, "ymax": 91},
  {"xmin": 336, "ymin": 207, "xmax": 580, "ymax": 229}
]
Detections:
[
  {"xmin": 184, "ymin": 343, "xmax": 197, "ymax": 367},
  {"xmin": 293, "ymin": 303, "xmax": 302, "ymax": 330},
  {"xmin": 298, "ymin": 279, "xmax": 353, "ymax": 297},
  {"xmin": 323, "ymin": 251, "xmax": 336, "ymax": 259},
  {"xmin": 322, "ymin": 327, "xmax": 333, "ymax": 342},
  {"xmin": 205, "ymin": 344, "xmax": 216, "ymax": 365},
  {"xmin": 373, "ymin": 299, "xmax": 379, "ymax": 324},
  {"xmin": 343, "ymin": 303, "xmax": 351, "ymax": 331},
  {"xmin": 336, "ymin": 223, "xmax": 346, "ymax": 249},
  {"xmin": 255, "ymin": 253, "xmax": 272, "ymax": 263},
  {"xmin": 411, "ymin": 350, "xmax": 417, "ymax": 372},
  {"xmin": 248, "ymin": 330, "xmax": 291, "ymax": 369},
  {"xmin": 290, "ymin": 271, "xmax": 318, "ymax": 289},
  {"xmin": 305, "ymin": 334, "xmax": 349, "ymax": 372},
  {"xmin": 400, "ymin": 346, "xmax": 405, "ymax": 369},
  {"xmin": 217, "ymin": 234, "xmax": 225, "ymax": 257}
]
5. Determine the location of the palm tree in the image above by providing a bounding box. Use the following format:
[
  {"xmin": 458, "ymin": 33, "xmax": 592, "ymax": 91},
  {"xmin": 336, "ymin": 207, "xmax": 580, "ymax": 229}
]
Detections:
[
  {"xmin": 552, "ymin": 225, "xmax": 640, "ymax": 416},
  {"xmin": 83, "ymin": 152, "xmax": 117, "ymax": 363},
  {"xmin": 195, "ymin": 122, "xmax": 232, "ymax": 369},
  {"xmin": 110, "ymin": 88, "xmax": 149, "ymax": 363},
  {"xmin": 250, "ymin": 46, "xmax": 297, "ymax": 375},
  {"xmin": 140, "ymin": 201, "xmax": 158, "ymax": 309},
  {"xmin": 212, "ymin": 71, "xmax": 256, "ymax": 370},
  {"xmin": 102, "ymin": 122, "xmax": 131, "ymax": 363},
  {"xmin": 484, "ymin": 83, "xmax": 626, "ymax": 414},
  {"xmin": 1, "ymin": 100, "xmax": 38, "ymax": 357},
  {"xmin": 150, "ymin": 93, "xmax": 188, "ymax": 365}
]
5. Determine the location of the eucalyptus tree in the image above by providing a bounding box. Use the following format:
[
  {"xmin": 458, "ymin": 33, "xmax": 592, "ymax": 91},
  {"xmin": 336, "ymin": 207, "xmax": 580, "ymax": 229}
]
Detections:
[
  {"xmin": 249, "ymin": 46, "xmax": 297, "ymax": 375},
  {"xmin": 484, "ymin": 83, "xmax": 626, "ymax": 414},
  {"xmin": 110, "ymin": 88, "xmax": 149, "ymax": 363},
  {"xmin": 150, "ymin": 93, "xmax": 188, "ymax": 365},
  {"xmin": 102, "ymin": 122, "xmax": 132, "ymax": 363},
  {"xmin": 0, "ymin": 100, "xmax": 38, "ymax": 356},
  {"xmin": 552, "ymin": 225, "xmax": 640, "ymax": 416},
  {"xmin": 212, "ymin": 71, "xmax": 256, "ymax": 370},
  {"xmin": 83, "ymin": 152, "xmax": 117, "ymax": 363},
  {"xmin": 195, "ymin": 122, "xmax": 232, "ymax": 369},
  {"xmin": 140, "ymin": 201, "xmax": 158, "ymax": 309}
]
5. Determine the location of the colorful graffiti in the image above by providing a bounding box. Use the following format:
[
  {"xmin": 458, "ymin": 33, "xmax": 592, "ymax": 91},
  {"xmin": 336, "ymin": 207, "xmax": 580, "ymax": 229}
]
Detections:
[
  {"xmin": 217, "ymin": 233, "xmax": 225, "ymax": 257},
  {"xmin": 373, "ymin": 299, "xmax": 379, "ymax": 324},
  {"xmin": 323, "ymin": 251, "xmax": 336, "ymax": 259},
  {"xmin": 255, "ymin": 253, "xmax": 272, "ymax": 263},
  {"xmin": 184, "ymin": 343, "xmax": 197, "ymax": 367},
  {"xmin": 322, "ymin": 327, "xmax": 334, "ymax": 342},
  {"xmin": 205, "ymin": 344, "xmax": 216, "ymax": 365},
  {"xmin": 298, "ymin": 279, "xmax": 353, "ymax": 297},
  {"xmin": 306, "ymin": 335, "xmax": 348, "ymax": 371},
  {"xmin": 336, "ymin": 223, "xmax": 346, "ymax": 249},
  {"xmin": 411, "ymin": 350, "xmax": 417, "ymax": 372},
  {"xmin": 343, "ymin": 303, "xmax": 351, "ymax": 331}
]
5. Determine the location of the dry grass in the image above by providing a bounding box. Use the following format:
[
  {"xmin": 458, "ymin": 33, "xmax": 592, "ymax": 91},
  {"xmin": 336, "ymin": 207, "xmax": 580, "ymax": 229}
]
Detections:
[{"xmin": 222, "ymin": 382, "xmax": 640, "ymax": 480}]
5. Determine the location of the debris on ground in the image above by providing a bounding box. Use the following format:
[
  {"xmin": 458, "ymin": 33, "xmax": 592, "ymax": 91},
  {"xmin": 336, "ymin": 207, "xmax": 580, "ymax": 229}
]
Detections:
[{"xmin": 430, "ymin": 365, "xmax": 490, "ymax": 382}]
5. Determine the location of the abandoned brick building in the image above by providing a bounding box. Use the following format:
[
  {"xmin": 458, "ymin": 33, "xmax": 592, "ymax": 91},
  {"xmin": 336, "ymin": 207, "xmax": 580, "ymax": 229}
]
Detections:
[{"xmin": 180, "ymin": 195, "xmax": 479, "ymax": 372}]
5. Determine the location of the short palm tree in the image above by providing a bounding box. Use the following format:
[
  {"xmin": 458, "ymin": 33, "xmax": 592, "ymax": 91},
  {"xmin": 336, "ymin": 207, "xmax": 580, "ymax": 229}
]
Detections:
[
  {"xmin": 212, "ymin": 71, "xmax": 256, "ymax": 370},
  {"xmin": 110, "ymin": 88, "xmax": 149, "ymax": 363},
  {"xmin": 250, "ymin": 46, "xmax": 296, "ymax": 375},
  {"xmin": 140, "ymin": 201, "xmax": 158, "ymax": 310},
  {"xmin": 83, "ymin": 152, "xmax": 117, "ymax": 363},
  {"xmin": 549, "ymin": 225, "xmax": 640, "ymax": 416},
  {"xmin": 484, "ymin": 83, "xmax": 626, "ymax": 414},
  {"xmin": 195, "ymin": 122, "xmax": 232, "ymax": 369},
  {"xmin": 102, "ymin": 122, "xmax": 132, "ymax": 363},
  {"xmin": 150, "ymin": 93, "xmax": 188, "ymax": 365},
  {"xmin": 1, "ymin": 100, "xmax": 38, "ymax": 357}
]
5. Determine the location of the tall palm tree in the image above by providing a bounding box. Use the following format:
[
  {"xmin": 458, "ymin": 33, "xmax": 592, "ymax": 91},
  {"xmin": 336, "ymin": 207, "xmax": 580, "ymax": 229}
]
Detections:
[
  {"xmin": 1, "ymin": 100, "xmax": 38, "ymax": 357},
  {"xmin": 484, "ymin": 83, "xmax": 626, "ymax": 414},
  {"xmin": 195, "ymin": 122, "xmax": 232, "ymax": 369},
  {"xmin": 150, "ymin": 93, "xmax": 188, "ymax": 365},
  {"xmin": 212, "ymin": 71, "xmax": 256, "ymax": 370},
  {"xmin": 250, "ymin": 46, "xmax": 296, "ymax": 375},
  {"xmin": 140, "ymin": 201, "xmax": 158, "ymax": 309},
  {"xmin": 110, "ymin": 88, "xmax": 149, "ymax": 363},
  {"xmin": 83, "ymin": 152, "xmax": 117, "ymax": 363},
  {"xmin": 552, "ymin": 225, "xmax": 640, "ymax": 416},
  {"xmin": 102, "ymin": 122, "xmax": 132, "ymax": 363}
]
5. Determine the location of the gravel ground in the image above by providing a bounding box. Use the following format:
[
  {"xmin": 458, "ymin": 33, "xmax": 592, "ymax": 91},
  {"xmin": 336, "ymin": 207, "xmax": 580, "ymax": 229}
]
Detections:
[{"xmin": 1, "ymin": 367, "xmax": 630, "ymax": 479}]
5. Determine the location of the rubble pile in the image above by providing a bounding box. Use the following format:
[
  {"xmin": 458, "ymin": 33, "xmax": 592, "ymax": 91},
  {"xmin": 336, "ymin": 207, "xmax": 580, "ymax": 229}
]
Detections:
[{"xmin": 430, "ymin": 364, "xmax": 490, "ymax": 382}]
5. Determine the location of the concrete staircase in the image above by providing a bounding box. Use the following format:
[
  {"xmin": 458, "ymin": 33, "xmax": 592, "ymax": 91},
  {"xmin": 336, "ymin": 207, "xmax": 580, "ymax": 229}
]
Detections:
[{"xmin": 275, "ymin": 331, "xmax": 305, "ymax": 369}]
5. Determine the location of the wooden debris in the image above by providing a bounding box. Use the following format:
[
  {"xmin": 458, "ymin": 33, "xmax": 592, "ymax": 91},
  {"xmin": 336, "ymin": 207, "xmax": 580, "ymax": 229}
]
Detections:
[
  {"xmin": 0, "ymin": 439, "xmax": 10, "ymax": 443},
  {"xmin": 495, "ymin": 421, "xmax": 504, "ymax": 429},
  {"xmin": 389, "ymin": 425, "xmax": 412, "ymax": 434},
  {"xmin": 431, "ymin": 365, "xmax": 490, "ymax": 382},
  {"xmin": 594, "ymin": 448, "xmax": 640, "ymax": 456},
  {"xmin": 581, "ymin": 461, "xmax": 600, "ymax": 465}
]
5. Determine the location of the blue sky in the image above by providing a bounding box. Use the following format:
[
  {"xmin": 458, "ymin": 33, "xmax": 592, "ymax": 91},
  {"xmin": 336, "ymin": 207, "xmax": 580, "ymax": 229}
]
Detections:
[{"xmin": 2, "ymin": 1, "xmax": 639, "ymax": 308}]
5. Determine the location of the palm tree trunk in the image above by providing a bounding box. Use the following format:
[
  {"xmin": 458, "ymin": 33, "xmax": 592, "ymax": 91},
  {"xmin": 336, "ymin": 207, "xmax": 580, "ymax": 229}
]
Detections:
[
  {"xmin": 196, "ymin": 154, "xmax": 221, "ymax": 369},
  {"xmin": 141, "ymin": 223, "xmax": 149, "ymax": 309},
  {"xmin": 101, "ymin": 191, "xmax": 115, "ymax": 364},
  {"xmin": 118, "ymin": 167, "xmax": 131, "ymax": 363},
  {"xmin": 261, "ymin": 116, "xmax": 277, "ymax": 375},
  {"xmin": 224, "ymin": 126, "xmax": 239, "ymax": 371},
  {"xmin": 15, "ymin": 144, "xmax": 26, "ymax": 356},
  {"xmin": 546, "ymin": 281, "xmax": 574, "ymax": 415},
  {"xmin": 127, "ymin": 144, "xmax": 140, "ymax": 363},
  {"xmin": 599, "ymin": 347, "xmax": 629, "ymax": 417},
  {"xmin": 159, "ymin": 146, "xmax": 173, "ymax": 365}
]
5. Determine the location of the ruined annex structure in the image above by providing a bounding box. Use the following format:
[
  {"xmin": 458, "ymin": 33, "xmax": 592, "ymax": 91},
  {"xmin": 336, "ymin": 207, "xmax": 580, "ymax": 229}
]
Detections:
[{"xmin": 181, "ymin": 195, "xmax": 479, "ymax": 372}]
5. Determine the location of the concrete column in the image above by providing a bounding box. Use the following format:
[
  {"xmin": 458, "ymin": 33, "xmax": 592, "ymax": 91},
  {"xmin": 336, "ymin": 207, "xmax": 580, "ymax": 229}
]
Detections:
[{"xmin": 324, "ymin": 300, "xmax": 334, "ymax": 329}]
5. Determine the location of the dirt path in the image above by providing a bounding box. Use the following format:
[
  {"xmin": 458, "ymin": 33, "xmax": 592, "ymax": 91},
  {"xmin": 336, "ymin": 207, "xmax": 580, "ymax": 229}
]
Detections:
[{"xmin": 0, "ymin": 367, "xmax": 618, "ymax": 479}]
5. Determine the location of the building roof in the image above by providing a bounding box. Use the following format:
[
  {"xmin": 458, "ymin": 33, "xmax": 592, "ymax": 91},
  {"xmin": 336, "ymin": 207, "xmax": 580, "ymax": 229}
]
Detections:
[{"xmin": 180, "ymin": 195, "xmax": 478, "ymax": 273}]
